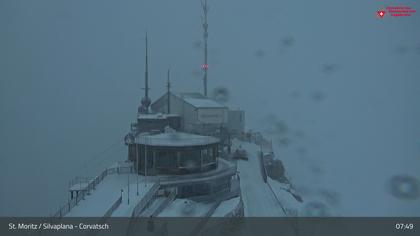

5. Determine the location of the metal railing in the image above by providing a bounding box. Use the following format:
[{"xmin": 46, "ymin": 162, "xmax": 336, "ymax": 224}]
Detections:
[
  {"xmin": 255, "ymin": 143, "xmax": 290, "ymax": 216},
  {"xmin": 131, "ymin": 181, "xmax": 161, "ymax": 217},
  {"xmin": 224, "ymin": 195, "xmax": 244, "ymax": 217},
  {"xmin": 238, "ymin": 131, "xmax": 273, "ymax": 151},
  {"xmin": 151, "ymin": 188, "xmax": 177, "ymax": 217},
  {"xmin": 53, "ymin": 163, "xmax": 134, "ymax": 218},
  {"xmin": 103, "ymin": 196, "xmax": 122, "ymax": 218},
  {"xmin": 68, "ymin": 176, "xmax": 92, "ymax": 190},
  {"xmin": 259, "ymin": 151, "xmax": 268, "ymax": 183}
]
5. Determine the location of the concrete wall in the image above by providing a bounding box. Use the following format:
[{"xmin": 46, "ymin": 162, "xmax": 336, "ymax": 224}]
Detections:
[
  {"xmin": 197, "ymin": 108, "xmax": 228, "ymax": 124},
  {"xmin": 151, "ymin": 93, "xmax": 196, "ymax": 131}
]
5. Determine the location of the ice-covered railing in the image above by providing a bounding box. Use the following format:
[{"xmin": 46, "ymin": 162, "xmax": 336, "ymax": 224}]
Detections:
[
  {"xmin": 238, "ymin": 130, "xmax": 299, "ymax": 216},
  {"xmin": 103, "ymin": 195, "xmax": 122, "ymax": 218},
  {"xmin": 150, "ymin": 188, "xmax": 177, "ymax": 217},
  {"xmin": 247, "ymin": 132, "xmax": 298, "ymax": 216},
  {"xmin": 68, "ymin": 176, "xmax": 92, "ymax": 190},
  {"xmin": 52, "ymin": 163, "xmax": 134, "ymax": 218},
  {"xmin": 131, "ymin": 181, "xmax": 161, "ymax": 217},
  {"xmin": 238, "ymin": 130, "xmax": 273, "ymax": 151}
]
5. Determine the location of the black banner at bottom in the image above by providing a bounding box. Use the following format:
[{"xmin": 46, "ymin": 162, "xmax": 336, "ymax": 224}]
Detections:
[{"xmin": 0, "ymin": 217, "xmax": 418, "ymax": 236}]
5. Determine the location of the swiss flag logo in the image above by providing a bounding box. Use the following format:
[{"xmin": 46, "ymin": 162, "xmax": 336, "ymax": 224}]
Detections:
[{"xmin": 377, "ymin": 10, "xmax": 386, "ymax": 18}]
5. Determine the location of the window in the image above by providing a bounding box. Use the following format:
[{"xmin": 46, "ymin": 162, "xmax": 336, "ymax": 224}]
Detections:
[
  {"xmin": 179, "ymin": 150, "xmax": 200, "ymax": 168},
  {"xmin": 202, "ymin": 147, "xmax": 215, "ymax": 164},
  {"xmin": 156, "ymin": 151, "xmax": 176, "ymax": 168}
]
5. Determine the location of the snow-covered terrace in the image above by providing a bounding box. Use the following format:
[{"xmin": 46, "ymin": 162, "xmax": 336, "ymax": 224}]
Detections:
[
  {"xmin": 66, "ymin": 173, "xmax": 155, "ymax": 217},
  {"xmin": 64, "ymin": 157, "xmax": 237, "ymax": 217}
]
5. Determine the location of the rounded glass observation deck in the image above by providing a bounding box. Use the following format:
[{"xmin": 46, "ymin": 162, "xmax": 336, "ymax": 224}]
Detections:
[{"xmin": 128, "ymin": 132, "xmax": 220, "ymax": 175}]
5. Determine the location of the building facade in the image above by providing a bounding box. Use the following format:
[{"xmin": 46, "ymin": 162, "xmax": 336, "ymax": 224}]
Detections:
[{"xmin": 151, "ymin": 92, "xmax": 244, "ymax": 136}]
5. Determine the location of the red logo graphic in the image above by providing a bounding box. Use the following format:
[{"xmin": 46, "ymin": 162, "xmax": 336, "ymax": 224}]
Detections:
[
  {"xmin": 377, "ymin": 10, "xmax": 386, "ymax": 18},
  {"xmin": 376, "ymin": 5, "xmax": 416, "ymax": 19}
]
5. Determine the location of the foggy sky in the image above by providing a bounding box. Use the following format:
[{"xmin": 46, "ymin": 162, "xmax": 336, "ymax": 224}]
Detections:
[{"xmin": 1, "ymin": 0, "xmax": 419, "ymax": 216}]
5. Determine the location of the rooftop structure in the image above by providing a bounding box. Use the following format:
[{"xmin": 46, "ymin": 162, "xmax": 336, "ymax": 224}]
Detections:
[
  {"xmin": 151, "ymin": 92, "xmax": 228, "ymax": 134},
  {"xmin": 151, "ymin": 92, "xmax": 244, "ymax": 136}
]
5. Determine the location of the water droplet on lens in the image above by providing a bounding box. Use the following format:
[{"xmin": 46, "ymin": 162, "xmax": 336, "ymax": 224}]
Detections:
[{"xmin": 387, "ymin": 175, "xmax": 420, "ymax": 200}]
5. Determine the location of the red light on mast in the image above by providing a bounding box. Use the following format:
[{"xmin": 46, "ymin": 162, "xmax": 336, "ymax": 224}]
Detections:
[{"xmin": 202, "ymin": 64, "xmax": 209, "ymax": 70}]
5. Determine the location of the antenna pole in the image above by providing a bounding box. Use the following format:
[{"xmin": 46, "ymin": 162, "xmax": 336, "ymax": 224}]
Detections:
[
  {"xmin": 139, "ymin": 33, "xmax": 151, "ymax": 114},
  {"xmin": 136, "ymin": 137, "xmax": 139, "ymax": 196},
  {"xmin": 145, "ymin": 136, "xmax": 147, "ymax": 187},
  {"xmin": 145, "ymin": 33, "xmax": 149, "ymax": 100},
  {"xmin": 167, "ymin": 69, "xmax": 171, "ymax": 114},
  {"xmin": 201, "ymin": 0, "xmax": 209, "ymax": 97},
  {"xmin": 127, "ymin": 169, "xmax": 130, "ymax": 205}
]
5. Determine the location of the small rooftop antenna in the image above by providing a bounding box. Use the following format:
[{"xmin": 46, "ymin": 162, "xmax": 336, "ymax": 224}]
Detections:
[{"xmin": 201, "ymin": 0, "xmax": 209, "ymax": 97}]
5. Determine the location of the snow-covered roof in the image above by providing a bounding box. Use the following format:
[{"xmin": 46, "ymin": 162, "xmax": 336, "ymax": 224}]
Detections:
[
  {"xmin": 173, "ymin": 92, "xmax": 226, "ymax": 108},
  {"xmin": 150, "ymin": 92, "xmax": 227, "ymax": 110},
  {"xmin": 136, "ymin": 132, "xmax": 219, "ymax": 147}
]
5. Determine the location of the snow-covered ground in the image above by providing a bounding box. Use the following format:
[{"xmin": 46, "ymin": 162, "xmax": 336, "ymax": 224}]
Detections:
[
  {"xmin": 66, "ymin": 173, "xmax": 153, "ymax": 217},
  {"xmin": 158, "ymin": 199, "xmax": 213, "ymax": 217},
  {"xmin": 233, "ymin": 139, "xmax": 287, "ymax": 216},
  {"xmin": 266, "ymin": 178, "xmax": 303, "ymax": 216},
  {"xmin": 212, "ymin": 196, "xmax": 241, "ymax": 217}
]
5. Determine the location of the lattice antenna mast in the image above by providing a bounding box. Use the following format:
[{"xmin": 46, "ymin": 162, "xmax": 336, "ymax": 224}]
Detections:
[{"xmin": 201, "ymin": 0, "xmax": 209, "ymax": 97}]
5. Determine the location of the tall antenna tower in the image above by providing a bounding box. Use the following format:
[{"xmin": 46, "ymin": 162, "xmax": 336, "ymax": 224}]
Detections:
[{"xmin": 201, "ymin": 0, "xmax": 209, "ymax": 97}]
